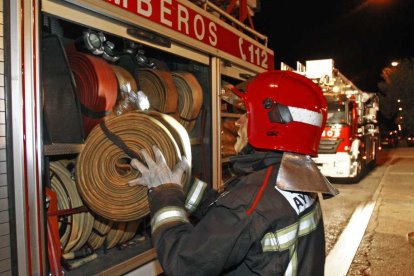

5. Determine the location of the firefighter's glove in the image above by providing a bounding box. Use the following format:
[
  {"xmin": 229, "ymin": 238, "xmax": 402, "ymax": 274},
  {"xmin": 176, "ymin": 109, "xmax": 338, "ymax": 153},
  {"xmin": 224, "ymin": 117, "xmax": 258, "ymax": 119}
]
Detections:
[{"xmin": 128, "ymin": 145, "xmax": 188, "ymax": 189}]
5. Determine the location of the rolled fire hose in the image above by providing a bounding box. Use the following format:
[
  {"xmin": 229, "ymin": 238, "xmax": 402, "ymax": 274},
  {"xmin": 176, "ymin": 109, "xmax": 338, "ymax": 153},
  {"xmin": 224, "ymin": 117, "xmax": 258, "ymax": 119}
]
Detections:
[
  {"xmin": 111, "ymin": 65, "xmax": 139, "ymax": 115},
  {"xmin": 50, "ymin": 169, "xmax": 72, "ymax": 249},
  {"xmin": 110, "ymin": 65, "xmax": 150, "ymax": 114},
  {"xmin": 106, "ymin": 222, "xmax": 127, "ymax": 249},
  {"xmin": 105, "ymin": 220, "xmax": 140, "ymax": 249},
  {"xmin": 145, "ymin": 111, "xmax": 192, "ymax": 190},
  {"xmin": 221, "ymin": 127, "xmax": 237, "ymax": 145},
  {"xmin": 134, "ymin": 68, "xmax": 178, "ymax": 116},
  {"xmin": 76, "ymin": 111, "xmax": 190, "ymax": 222},
  {"xmin": 111, "ymin": 65, "xmax": 138, "ymax": 93},
  {"xmin": 67, "ymin": 51, "xmax": 118, "ymax": 136},
  {"xmin": 222, "ymin": 118, "xmax": 238, "ymax": 136},
  {"xmin": 50, "ymin": 161, "xmax": 81, "ymax": 253},
  {"xmin": 172, "ymin": 72, "xmax": 203, "ymax": 132},
  {"xmin": 87, "ymin": 216, "xmax": 113, "ymax": 250},
  {"xmin": 118, "ymin": 220, "xmax": 141, "ymax": 244},
  {"xmin": 221, "ymin": 119, "xmax": 238, "ymax": 157},
  {"xmin": 220, "ymin": 83, "xmax": 246, "ymax": 111},
  {"xmin": 49, "ymin": 161, "xmax": 94, "ymax": 253},
  {"xmin": 87, "ymin": 216, "xmax": 140, "ymax": 250},
  {"xmin": 58, "ymin": 160, "xmax": 95, "ymax": 253}
]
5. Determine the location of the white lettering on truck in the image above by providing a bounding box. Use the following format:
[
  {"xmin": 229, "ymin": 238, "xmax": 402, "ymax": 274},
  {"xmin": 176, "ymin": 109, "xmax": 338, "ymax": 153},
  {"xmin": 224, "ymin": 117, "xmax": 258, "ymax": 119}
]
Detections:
[
  {"xmin": 137, "ymin": 0, "xmax": 152, "ymax": 17},
  {"xmin": 177, "ymin": 5, "xmax": 189, "ymax": 34},
  {"xmin": 194, "ymin": 14, "xmax": 205, "ymax": 41},
  {"xmin": 161, "ymin": 0, "xmax": 172, "ymax": 27},
  {"xmin": 109, "ymin": 0, "xmax": 128, "ymax": 8},
  {"xmin": 208, "ymin": 22, "xmax": 217, "ymax": 46},
  {"xmin": 109, "ymin": 1, "xmax": 219, "ymax": 50}
]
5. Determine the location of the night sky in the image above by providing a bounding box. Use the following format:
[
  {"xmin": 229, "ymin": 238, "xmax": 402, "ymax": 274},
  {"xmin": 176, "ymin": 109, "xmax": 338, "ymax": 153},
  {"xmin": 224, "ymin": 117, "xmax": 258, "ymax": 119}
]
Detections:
[{"xmin": 253, "ymin": 0, "xmax": 414, "ymax": 92}]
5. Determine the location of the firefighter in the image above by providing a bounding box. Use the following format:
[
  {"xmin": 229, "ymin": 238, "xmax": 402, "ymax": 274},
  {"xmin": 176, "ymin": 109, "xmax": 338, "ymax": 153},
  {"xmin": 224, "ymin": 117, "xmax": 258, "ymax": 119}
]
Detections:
[{"xmin": 129, "ymin": 70, "xmax": 339, "ymax": 275}]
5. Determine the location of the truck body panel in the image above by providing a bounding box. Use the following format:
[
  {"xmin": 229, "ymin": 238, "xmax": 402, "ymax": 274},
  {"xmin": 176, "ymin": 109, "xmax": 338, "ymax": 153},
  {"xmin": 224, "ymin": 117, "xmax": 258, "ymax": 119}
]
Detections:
[{"xmin": 3, "ymin": 0, "xmax": 274, "ymax": 274}]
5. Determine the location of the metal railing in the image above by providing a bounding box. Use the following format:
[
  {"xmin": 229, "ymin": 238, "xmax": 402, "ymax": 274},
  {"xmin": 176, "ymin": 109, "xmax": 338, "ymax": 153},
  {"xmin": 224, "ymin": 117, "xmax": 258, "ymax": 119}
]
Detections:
[{"xmin": 194, "ymin": 0, "xmax": 268, "ymax": 46}]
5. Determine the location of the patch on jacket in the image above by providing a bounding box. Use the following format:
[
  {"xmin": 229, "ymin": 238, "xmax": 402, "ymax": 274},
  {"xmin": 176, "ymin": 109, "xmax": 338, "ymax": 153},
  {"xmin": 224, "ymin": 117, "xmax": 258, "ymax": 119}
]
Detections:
[{"xmin": 275, "ymin": 186, "xmax": 315, "ymax": 215}]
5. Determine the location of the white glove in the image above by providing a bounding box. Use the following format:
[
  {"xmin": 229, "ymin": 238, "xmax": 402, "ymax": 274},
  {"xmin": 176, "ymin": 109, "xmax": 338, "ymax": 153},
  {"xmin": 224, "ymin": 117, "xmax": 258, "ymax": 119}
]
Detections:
[{"xmin": 128, "ymin": 145, "xmax": 188, "ymax": 189}]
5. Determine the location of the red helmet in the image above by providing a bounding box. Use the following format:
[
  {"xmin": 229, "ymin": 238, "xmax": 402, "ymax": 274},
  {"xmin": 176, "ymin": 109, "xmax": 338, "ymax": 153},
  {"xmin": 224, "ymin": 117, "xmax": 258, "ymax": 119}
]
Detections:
[{"xmin": 232, "ymin": 70, "xmax": 327, "ymax": 156}]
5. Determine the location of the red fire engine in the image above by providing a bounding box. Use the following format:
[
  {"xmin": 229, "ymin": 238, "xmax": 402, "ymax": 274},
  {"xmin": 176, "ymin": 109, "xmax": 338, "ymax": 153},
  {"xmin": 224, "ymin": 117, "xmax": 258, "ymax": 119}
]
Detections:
[{"xmin": 282, "ymin": 59, "xmax": 380, "ymax": 182}]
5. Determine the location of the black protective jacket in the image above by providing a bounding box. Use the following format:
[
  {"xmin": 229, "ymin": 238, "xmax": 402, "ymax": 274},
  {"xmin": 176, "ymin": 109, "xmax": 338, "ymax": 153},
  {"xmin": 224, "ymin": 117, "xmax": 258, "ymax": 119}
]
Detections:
[{"xmin": 148, "ymin": 148, "xmax": 326, "ymax": 276}]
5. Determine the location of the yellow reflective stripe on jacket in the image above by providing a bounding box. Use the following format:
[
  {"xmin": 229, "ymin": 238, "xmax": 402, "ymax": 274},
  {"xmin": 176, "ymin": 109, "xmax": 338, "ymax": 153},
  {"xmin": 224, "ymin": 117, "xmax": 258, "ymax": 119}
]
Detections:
[
  {"xmin": 298, "ymin": 203, "xmax": 322, "ymax": 236},
  {"xmin": 261, "ymin": 203, "xmax": 322, "ymax": 252},
  {"xmin": 261, "ymin": 203, "xmax": 322, "ymax": 276},
  {"xmin": 151, "ymin": 206, "xmax": 189, "ymax": 233},
  {"xmin": 185, "ymin": 178, "xmax": 207, "ymax": 213},
  {"xmin": 286, "ymin": 244, "xmax": 298, "ymax": 276}
]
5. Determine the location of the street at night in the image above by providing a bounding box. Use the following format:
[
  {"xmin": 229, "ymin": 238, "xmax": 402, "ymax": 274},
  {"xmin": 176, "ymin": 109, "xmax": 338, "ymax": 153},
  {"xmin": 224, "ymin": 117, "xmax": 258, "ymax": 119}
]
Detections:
[{"xmin": 322, "ymin": 146, "xmax": 414, "ymax": 275}]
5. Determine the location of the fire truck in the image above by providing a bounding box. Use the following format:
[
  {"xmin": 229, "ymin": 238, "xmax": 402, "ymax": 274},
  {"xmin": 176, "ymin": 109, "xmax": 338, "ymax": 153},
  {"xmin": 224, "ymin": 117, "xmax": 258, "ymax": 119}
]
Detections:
[
  {"xmin": 282, "ymin": 59, "xmax": 380, "ymax": 183},
  {"xmin": 1, "ymin": 0, "xmax": 273, "ymax": 274}
]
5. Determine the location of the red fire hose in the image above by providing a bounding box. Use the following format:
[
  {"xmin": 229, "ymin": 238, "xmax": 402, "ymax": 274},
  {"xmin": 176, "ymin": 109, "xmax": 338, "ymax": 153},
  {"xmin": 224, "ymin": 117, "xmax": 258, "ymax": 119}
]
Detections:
[{"xmin": 67, "ymin": 50, "xmax": 118, "ymax": 137}]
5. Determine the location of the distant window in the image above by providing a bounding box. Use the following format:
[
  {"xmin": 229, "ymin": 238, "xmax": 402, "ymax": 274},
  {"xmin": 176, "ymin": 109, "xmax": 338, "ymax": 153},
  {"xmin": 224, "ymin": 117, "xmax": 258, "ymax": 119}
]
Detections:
[{"xmin": 327, "ymin": 102, "xmax": 346, "ymax": 125}]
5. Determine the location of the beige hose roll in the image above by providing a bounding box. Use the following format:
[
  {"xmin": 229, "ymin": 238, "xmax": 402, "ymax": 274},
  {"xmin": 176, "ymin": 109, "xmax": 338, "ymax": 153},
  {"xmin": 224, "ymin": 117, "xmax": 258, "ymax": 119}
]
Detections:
[
  {"xmin": 111, "ymin": 65, "xmax": 138, "ymax": 92},
  {"xmin": 87, "ymin": 216, "xmax": 114, "ymax": 250},
  {"xmin": 55, "ymin": 159, "xmax": 96, "ymax": 252},
  {"xmin": 49, "ymin": 161, "xmax": 94, "ymax": 253},
  {"xmin": 50, "ymin": 162, "xmax": 81, "ymax": 253},
  {"xmin": 172, "ymin": 72, "xmax": 203, "ymax": 132},
  {"xmin": 61, "ymin": 164, "xmax": 95, "ymax": 253},
  {"xmin": 111, "ymin": 65, "xmax": 140, "ymax": 115},
  {"xmin": 106, "ymin": 222, "xmax": 127, "ymax": 249},
  {"xmin": 87, "ymin": 232, "xmax": 106, "ymax": 251},
  {"xmin": 50, "ymin": 170, "xmax": 72, "ymax": 249},
  {"xmin": 76, "ymin": 111, "xmax": 183, "ymax": 222},
  {"xmin": 118, "ymin": 220, "xmax": 141, "ymax": 244},
  {"xmin": 134, "ymin": 68, "xmax": 178, "ymax": 116},
  {"xmin": 87, "ymin": 216, "xmax": 140, "ymax": 250},
  {"xmin": 145, "ymin": 111, "xmax": 192, "ymax": 190}
]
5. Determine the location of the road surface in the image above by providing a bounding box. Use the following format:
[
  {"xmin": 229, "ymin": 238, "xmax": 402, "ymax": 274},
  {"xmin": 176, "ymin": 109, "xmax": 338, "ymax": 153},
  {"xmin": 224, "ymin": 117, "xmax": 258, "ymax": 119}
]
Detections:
[{"xmin": 322, "ymin": 147, "xmax": 414, "ymax": 276}]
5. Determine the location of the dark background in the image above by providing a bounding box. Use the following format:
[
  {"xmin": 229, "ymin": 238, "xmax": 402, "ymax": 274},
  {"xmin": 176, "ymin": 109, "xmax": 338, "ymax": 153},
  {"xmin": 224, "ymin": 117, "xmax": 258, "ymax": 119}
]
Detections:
[{"xmin": 253, "ymin": 0, "xmax": 414, "ymax": 92}]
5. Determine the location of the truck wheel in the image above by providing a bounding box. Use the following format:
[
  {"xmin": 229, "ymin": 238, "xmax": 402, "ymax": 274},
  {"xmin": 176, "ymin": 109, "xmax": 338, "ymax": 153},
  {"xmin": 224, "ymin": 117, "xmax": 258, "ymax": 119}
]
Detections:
[
  {"xmin": 346, "ymin": 155, "xmax": 365, "ymax": 184},
  {"xmin": 355, "ymin": 155, "xmax": 366, "ymax": 182}
]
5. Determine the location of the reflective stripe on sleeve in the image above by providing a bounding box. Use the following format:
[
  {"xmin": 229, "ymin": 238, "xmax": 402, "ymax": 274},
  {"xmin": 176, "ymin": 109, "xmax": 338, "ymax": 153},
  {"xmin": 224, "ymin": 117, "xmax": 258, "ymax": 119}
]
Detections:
[
  {"xmin": 185, "ymin": 178, "xmax": 207, "ymax": 213},
  {"xmin": 288, "ymin": 106, "xmax": 323, "ymax": 127},
  {"xmin": 151, "ymin": 206, "xmax": 189, "ymax": 233}
]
